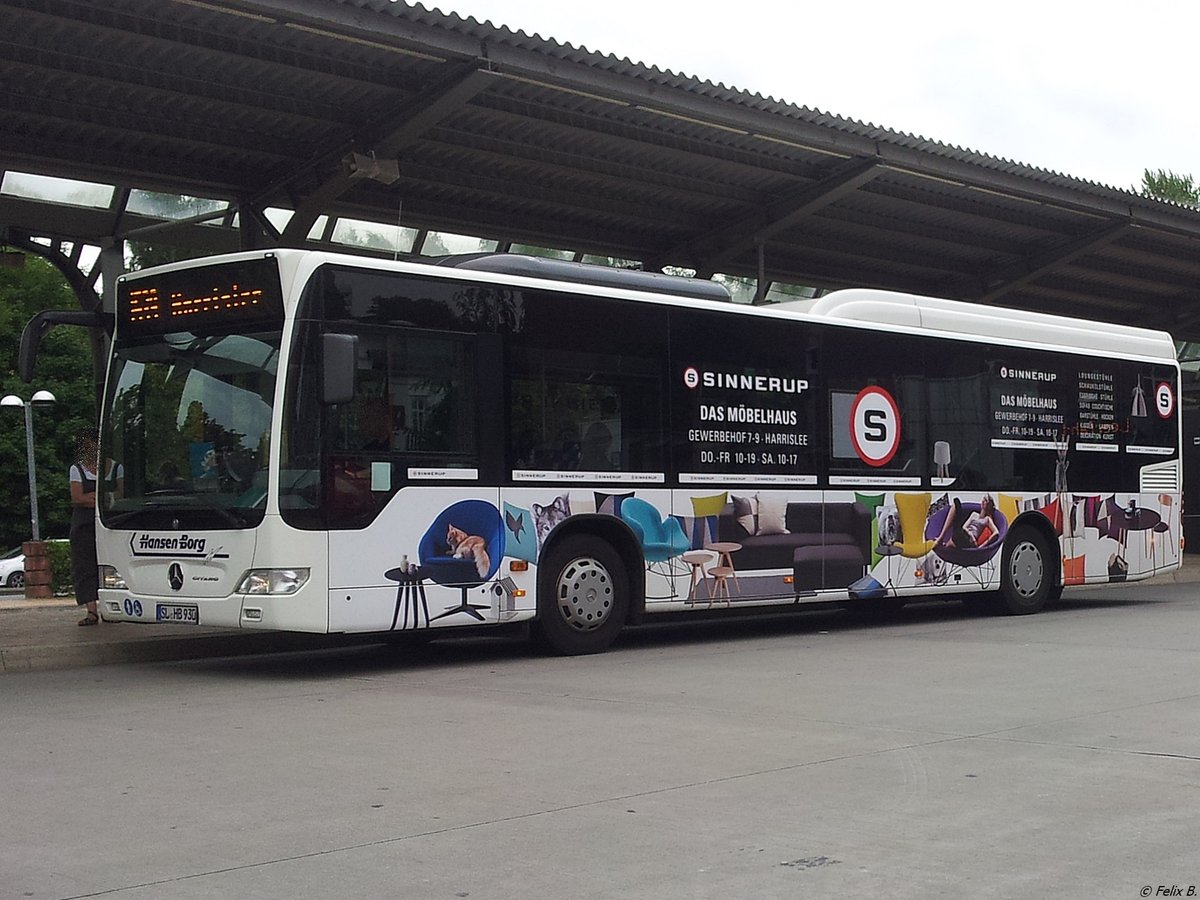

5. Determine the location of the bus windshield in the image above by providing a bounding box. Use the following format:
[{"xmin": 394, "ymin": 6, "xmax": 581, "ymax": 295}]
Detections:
[{"xmin": 101, "ymin": 328, "xmax": 281, "ymax": 531}]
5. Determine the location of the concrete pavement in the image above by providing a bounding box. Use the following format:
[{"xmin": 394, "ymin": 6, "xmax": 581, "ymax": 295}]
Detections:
[
  {"xmin": 6, "ymin": 576, "xmax": 1200, "ymax": 898},
  {"xmin": 0, "ymin": 595, "xmax": 383, "ymax": 673},
  {"xmin": 2, "ymin": 562, "xmax": 1196, "ymax": 673}
]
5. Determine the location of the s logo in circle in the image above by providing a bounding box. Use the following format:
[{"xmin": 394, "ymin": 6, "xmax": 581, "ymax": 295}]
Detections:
[
  {"xmin": 168, "ymin": 563, "xmax": 184, "ymax": 592},
  {"xmin": 1155, "ymin": 381, "xmax": 1175, "ymax": 419},
  {"xmin": 849, "ymin": 386, "xmax": 901, "ymax": 467}
]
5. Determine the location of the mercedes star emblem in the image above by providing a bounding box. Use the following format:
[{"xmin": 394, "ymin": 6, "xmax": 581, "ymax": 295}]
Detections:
[{"xmin": 168, "ymin": 563, "xmax": 184, "ymax": 592}]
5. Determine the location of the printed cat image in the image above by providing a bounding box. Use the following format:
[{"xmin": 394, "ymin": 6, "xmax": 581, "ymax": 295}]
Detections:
[
  {"xmin": 531, "ymin": 494, "xmax": 571, "ymax": 553},
  {"xmin": 446, "ymin": 524, "xmax": 491, "ymax": 579}
]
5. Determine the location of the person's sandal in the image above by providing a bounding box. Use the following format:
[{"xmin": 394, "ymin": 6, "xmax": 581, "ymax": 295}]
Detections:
[{"xmin": 77, "ymin": 611, "xmax": 99, "ymax": 626}]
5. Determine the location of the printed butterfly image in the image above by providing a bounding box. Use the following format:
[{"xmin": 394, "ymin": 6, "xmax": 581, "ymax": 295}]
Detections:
[{"xmin": 505, "ymin": 509, "xmax": 525, "ymax": 540}]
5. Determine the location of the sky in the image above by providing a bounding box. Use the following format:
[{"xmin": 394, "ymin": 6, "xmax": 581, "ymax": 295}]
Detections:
[{"xmin": 426, "ymin": 0, "xmax": 1199, "ymax": 192}]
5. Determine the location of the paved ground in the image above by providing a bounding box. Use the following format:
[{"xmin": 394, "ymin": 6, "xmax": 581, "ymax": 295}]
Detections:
[
  {"xmin": 0, "ymin": 596, "xmax": 382, "ymax": 672},
  {"xmin": 2, "ymin": 566, "xmax": 1197, "ymax": 673},
  {"xmin": 2, "ymin": 575, "xmax": 1200, "ymax": 899}
]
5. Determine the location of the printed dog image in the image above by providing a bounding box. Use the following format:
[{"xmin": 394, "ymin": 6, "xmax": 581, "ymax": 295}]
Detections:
[{"xmin": 917, "ymin": 551, "xmax": 947, "ymax": 585}]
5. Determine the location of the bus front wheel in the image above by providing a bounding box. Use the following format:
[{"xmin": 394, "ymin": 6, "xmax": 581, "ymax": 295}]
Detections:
[
  {"xmin": 998, "ymin": 526, "xmax": 1053, "ymax": 615},
  {"xmin": 534, "ymin": 535, "xmax": 629, "ymax": 655}
]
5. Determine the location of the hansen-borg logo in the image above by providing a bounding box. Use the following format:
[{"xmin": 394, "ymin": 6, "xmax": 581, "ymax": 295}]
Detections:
[
  {"xmin": 129, "ymin": 532, "xmax": 229, "ymax": 560},
  {"xmin": 168, "ymin": 563, "xmax": 184, "ymax": 592}
]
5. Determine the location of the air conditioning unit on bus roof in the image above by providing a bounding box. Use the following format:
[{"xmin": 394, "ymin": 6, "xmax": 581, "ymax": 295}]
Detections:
[
  {"xmin": 791, "ymin": 289, "xmax": 1176, "ymax": 361},
  {"xmin": 450, "ymin": 253, "xmax": 732, "ymax": 303}
]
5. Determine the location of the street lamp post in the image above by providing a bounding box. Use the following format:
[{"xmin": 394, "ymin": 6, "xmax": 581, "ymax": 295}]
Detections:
[{"xmin": 1, "ymin": 390, "xmax": 56, "ymax": 542}]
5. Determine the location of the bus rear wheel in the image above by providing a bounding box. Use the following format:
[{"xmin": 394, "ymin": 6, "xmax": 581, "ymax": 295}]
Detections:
[
  {"xmin": 534, "ymin": 535, "xmax": 628, "ymax": 655},
  {"xmin": 998, "ymin": 526, "xmax": 1053, "ymax": 615}
]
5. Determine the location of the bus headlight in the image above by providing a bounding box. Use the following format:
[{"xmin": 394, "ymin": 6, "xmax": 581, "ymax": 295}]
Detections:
[
  {"xmin": 99, "ymin": 565, "xmax": 127, "ymax": 590},
  {"xmin": 236, "ymin": 568, "xmax": 310, "ymax": 596}
]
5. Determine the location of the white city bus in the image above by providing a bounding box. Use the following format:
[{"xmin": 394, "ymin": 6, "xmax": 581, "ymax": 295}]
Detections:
[{"xmin": 42, "ymin": 249, "xmax": 1181, "ymax": 653}]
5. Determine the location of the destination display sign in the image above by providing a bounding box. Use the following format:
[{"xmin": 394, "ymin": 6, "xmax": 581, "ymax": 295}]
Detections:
[{"xmin": 117, "ymin": 256, "xmax": 284, "ymax": 335}]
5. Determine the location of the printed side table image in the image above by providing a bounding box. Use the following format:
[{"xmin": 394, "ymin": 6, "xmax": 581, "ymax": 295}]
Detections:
[
  {"xmin": 681, "ymin": 550, "xmax": 715, "ymax": 604},
  {"xmin": 706, "ymin": 542, "xmax": 743, "ymax": 594},
  {"xmin": 707, "ymin": 565, "xmax": 734, "ymax": 605},
  {"xmin": 384, "ymin": 566, "xmax": 430, "ymax": 630}
]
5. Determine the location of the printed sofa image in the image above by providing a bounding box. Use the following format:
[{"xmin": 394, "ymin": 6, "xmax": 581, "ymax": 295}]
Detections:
[{"xmin": 715, "ymin": 495, "xmax": 872, "ymax": 592}]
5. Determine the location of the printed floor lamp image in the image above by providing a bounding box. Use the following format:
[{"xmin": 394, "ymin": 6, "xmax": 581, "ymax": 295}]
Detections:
[{"xmin": 417, "ymin": 499, "xmax": 505, "ymax": 622}]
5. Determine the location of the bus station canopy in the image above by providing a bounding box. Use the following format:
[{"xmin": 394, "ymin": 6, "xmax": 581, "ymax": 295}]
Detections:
[{"xmin": 4, "ymin": 0, "xmax": 1200, "ymax": 339}]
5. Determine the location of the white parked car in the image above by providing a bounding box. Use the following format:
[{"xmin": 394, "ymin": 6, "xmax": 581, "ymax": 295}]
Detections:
[{"xmin": 0, "ymin": 545, "xmax": 25, "ymax": 588}]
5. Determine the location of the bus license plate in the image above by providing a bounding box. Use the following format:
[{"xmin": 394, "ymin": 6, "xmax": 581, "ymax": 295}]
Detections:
[{"xmin": 156, "ymin": 603, "xmax": 199, "ymax": 624}]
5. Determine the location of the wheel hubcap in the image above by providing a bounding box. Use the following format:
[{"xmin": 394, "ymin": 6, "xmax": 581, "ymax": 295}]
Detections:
[
  {"xmin": 556, "ymin": 557, "xmax": 614, "ymax": 632},
  {"xmin": 1009, "ymin": 541, "xmax": 1044, "ymax": 598}
]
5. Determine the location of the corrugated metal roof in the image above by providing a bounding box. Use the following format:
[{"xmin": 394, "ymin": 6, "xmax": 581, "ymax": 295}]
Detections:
[
  {"xmin": 362, "ymin": 1, "xmax": 1146, "ymax": 191},
  {"xmin": 1, "ymin": 0, "xmax": 1199, "ymax": 337}
]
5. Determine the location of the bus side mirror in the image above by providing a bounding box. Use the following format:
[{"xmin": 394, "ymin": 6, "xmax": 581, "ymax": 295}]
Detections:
[
  {"xmin": 19, "ymin": 309, "xmax": 112, "ymax": 382},
  {"xmin": 322, "ymin": 333, "xmax": 358, "ymax": 405}
]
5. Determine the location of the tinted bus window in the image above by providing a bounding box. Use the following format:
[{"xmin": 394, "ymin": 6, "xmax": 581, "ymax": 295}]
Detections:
[{"xmin": 506, "ymin": 290, "xmax": 668, "ymax": 479}]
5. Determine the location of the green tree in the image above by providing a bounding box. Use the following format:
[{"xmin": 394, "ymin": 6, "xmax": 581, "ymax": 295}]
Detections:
[
  {"xmin": 0, "ymin": 252, "xmax": 97, "ymax": 547},
  {"xmin": 127, "ymin": 193, "xmax": 221, "ymax": 270},
  {"xmin": 421, "ymin": 232, "xmax": 450, "ymax": 257},
  {"xmin": 509, "ymin": 243, "xmax": 572, "ymax": 260},
  {"xmin": 338, "ymin": 223, "xmax": 402, "ymax": 255},
  {"xmin": 1140, "ymin": 169, "xmax": 1199, "ymax": 207}
]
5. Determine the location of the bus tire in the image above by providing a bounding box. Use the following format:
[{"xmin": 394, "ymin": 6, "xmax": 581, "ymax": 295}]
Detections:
[
  {"xmin": 533, "ymin": 535, "xmax": 628, "ymax": 655},
  {"xmin": 998, "ymin": 526, "xmax": 1052, "ymax": 615}
]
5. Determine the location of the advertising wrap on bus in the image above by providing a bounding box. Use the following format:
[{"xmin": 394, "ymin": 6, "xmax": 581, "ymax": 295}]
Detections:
[{"xmin": 74, "ymin": 250, "xmax": 1180, "ymax": 654}]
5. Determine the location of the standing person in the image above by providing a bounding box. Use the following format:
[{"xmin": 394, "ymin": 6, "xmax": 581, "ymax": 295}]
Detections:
[{"xmin": 69, "ymin": 428, "xmax": 103, "ymax": 626}]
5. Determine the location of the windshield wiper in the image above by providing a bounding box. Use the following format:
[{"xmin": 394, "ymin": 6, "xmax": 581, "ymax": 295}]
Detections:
[
  {"xmin": 193, "ymin": 493, "xmax": 249, "ymax": 527},
  {"xmin": 105, "ymin": 508, "xmax": 153, "ymax": 528},
  {"xmin": 106, "ymin": 491, "xmax": 250, "ymax": 529}
]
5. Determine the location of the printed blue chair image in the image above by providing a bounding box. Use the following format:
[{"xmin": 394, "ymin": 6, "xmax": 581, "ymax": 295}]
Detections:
[
  {"xmin": 620, "ymin": 497, "xmax": 690, "ymax": 563},
  {"xmin": 417, "ymin": 499, "xmax": 505, "ymax": 622}
]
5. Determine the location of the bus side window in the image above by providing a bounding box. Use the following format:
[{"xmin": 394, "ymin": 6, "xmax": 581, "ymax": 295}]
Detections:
[
  {"xmin": 508, "ymin": 366, "xmax": 658, "ymax": 474},
  {"xmin": 505, "ymin": 291, "xmax": 668, "ymax": 477},
  {"xmin": 329, "ymin": 330, "xmax": 478, "ymax": 462}
]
